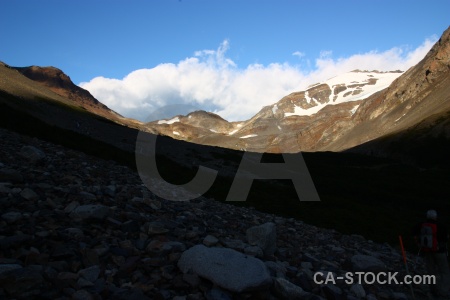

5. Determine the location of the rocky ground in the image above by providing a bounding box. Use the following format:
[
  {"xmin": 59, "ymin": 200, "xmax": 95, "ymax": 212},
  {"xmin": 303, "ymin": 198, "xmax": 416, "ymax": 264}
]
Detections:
[{"xmin": 0, "ymin": 128, "xmax": 436, "ymax": 299}]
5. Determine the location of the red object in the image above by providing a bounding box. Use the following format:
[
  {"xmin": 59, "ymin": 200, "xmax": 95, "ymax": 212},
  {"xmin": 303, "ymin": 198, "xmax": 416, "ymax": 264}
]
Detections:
[{"xmin": 399, "ymin": 235, "xmax": 407, "ymax": 264}]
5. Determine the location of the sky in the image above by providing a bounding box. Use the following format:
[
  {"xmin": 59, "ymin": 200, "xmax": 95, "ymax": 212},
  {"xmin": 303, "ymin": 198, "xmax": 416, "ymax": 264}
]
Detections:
[{"xmin": 1, "ymin": 1, "xmax": 449, "ymax": 121}]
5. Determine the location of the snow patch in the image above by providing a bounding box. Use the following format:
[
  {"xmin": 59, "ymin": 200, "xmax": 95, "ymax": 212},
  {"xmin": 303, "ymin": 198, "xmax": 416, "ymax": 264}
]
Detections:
[
  {"xmin": 240, "ymin": 134, "xmax": 258, "ymax": 139},
  {"xmin": 395, "ymin": 113, "xmax": 407, "ymax": 122},
  {"xmin": 304, "ymin": 91, "xmax": 313, "ymax": 104},
  {"xmin": 228, "ymin": 129, "xmax": 239, "ymax": 135},
  {"xmin": 350, "ymin": 104, "xmax": 360, "ymax": 115},
  {"xmin": 283, "ymin": 71, "xmax": 402, "ymax": 118},
  {"xmin": 173, "ymin": 131, "xmax": 181, "ymax": 136},
  {"xmin": 158, "ymin": 117, "xmax": 180, "ymax": 125},
  {"xmin": 272, "ymin": 105, "xmax": 278, "ymax": 114}
]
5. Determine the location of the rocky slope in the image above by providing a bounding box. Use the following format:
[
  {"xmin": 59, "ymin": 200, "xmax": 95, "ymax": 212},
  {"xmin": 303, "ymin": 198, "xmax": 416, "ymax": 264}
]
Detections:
[{"xmin": 0, "ymin": 127, "xmax": 433, "ymax": 299}]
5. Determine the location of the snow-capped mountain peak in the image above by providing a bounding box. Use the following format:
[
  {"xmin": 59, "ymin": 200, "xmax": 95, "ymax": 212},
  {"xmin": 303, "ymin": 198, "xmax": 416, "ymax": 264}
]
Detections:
[{"xmin": 279, "ymin": 70, "xmax": 403, "ymax": 118}]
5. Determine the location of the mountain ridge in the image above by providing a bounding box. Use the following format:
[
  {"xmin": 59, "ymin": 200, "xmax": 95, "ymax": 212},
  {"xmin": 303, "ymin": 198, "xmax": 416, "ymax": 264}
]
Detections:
[{"xmin": 1, "ymin": 26, "xmax": 449, "ymax": 165}]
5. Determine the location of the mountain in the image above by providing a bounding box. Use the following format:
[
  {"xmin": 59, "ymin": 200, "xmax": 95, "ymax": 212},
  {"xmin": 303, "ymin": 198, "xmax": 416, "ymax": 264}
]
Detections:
[
  {"xmin": 1, "ymin": 26, "xmax": 449, "ymax": 164},
  {"xmin": 145, "ymin": 103, "xmax": 201, "ymax": 122},
  {"xmin": 145, "ymin": 70, "xmax": 403, "ymax": 151},
  {"xmin": 12, "ymin": 65, "xmax": 118, "ymax": 119},
  {"xmin": 1, "ymin": 29, "xmax": 450, "ymax": 300},
  {"xmin": 344, "ymin": 26, "xmax": 450, "ymax": 163},
  {"xmin": 145, "ymin": 26, "xmax": 450, "ymax": 161},
  {"xmin": 0, "ymin": 62, "xmax": 151, "ymax": 153}
]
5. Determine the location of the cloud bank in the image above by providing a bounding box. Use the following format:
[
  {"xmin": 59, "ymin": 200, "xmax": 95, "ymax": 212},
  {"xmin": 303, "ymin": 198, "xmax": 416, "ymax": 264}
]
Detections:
[{"xmin": 79, "ymin": 37, "xmax": 437, "ymax": 122}]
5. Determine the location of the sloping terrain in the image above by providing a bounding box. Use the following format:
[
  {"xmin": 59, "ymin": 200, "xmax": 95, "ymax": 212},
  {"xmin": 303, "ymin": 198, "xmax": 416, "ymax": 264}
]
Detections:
[
  {"xmin": 13, "ymin": 65, "xmax": 120, "ymax": 120},
  {"xmin": 0, "ymin": 127, "xmax": 438, "ymax": 299},
  {"xmin": 0, "ymin": 62, "xmax": 146, "ymax": 153}
]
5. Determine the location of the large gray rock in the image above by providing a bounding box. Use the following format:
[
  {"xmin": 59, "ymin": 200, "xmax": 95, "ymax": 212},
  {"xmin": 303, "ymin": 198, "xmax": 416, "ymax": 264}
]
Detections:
[
  {"xmin": 178, "ymin": 245, "xmax": 272, "ymax": 293},
  {"xmin": 69, "ymin": 204, "xmax": 110, "ymax": 220},
  {"xmin": 246, "ymin": 222, "xmax": 277, "ymax": 256},
  {"xmin": 350, "ymin": 254, "xmax": 386, "ymax": 272}
]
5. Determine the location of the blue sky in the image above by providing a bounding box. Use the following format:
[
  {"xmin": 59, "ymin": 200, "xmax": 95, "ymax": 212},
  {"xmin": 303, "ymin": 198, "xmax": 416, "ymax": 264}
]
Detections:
[{"xmin": 1, "ymin": 1, "xmax": 449, "ymax": 121}]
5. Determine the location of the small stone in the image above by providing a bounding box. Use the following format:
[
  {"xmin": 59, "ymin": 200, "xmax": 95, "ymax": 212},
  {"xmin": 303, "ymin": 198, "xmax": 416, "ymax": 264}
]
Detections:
[
  {"xmin": 183, "ymin": 273, "xmax": 200, "ymax": 288},
  {"xmin": 0, "ymin": 264, "xmax": 22, "ymax": 275},
  {"xmin": 301, "ymin": 262, "xmax": 313, "ymax": 270},
  {"xmin": 147, "ymin": 221, "xmax": 169, "ymax": 235},
  {"xmin": 0, "ymin": 168, "xmax": 23, "ymax": 183},
  {"xmin": 265, "ymin": 261, "xmax": 287, "ymax": 278},
  {"xmin": 72, "ymin": 289, "xmax": 94, "ymax": 300},
  {"xmin": 1, "ymin": 211, "xmax": 23, "ymax": 224},
  {"xmin": 77, "ymin": 277, "xmax": 94, "ymax": 287},
  {"xmin": 244, "ymin": 246, "xmax": 264, "ymax": 258},
  {"xmin": 0, "ymin": 182, "xmax": 12, "ymax": 194},
  {"xmin": 78, "ymin": 265, "xmax": 101, "ymax": 282},
  {"xmin": 350, "ymin": 283, "xmax": 366, "ymax": 298},
  {"xmin": 70, "ymin": 204, "xmax": 110, "ymax": 220},
  {"xmin": 64, "ymin": 201, "xmax": 79, "ymax": 213},
  {"xmin": 350, "ymin": 254, "xmax": 386, "ymax": 272},
  {"xmin": 20, "ymin": 188, "xmax": 39, "ymax": 200},
  {"xmin": 273, "ymin": 277, "xmax": 309, "ymax": 299},
  {"xmin": 322, "ymin": 284, "xmax": 343, "ymax": 300},
  {"xmin": 392, "ymin": 292, "xmax": 408, "ymax": 300},
  {"xmin": 222, "ymin": 238, "xmax": 247, "ymax": 251},
  {"xmin": 203, "ymin": 235, "xmax": 219, "ymax": 247},
  {"xmin": 79, "ymin": 191, "xmax": 97, "ymax": 201},
  {"xmin": 0, "ymin": 267, "xmax": 44, "ymax": 298},
  {"xmin": 205, "ymin": 287, "xmax": 232, "ymax": 300},
  {"xmin": 246, "ymin": 222, "xmax": 277, "ymax": 256}
]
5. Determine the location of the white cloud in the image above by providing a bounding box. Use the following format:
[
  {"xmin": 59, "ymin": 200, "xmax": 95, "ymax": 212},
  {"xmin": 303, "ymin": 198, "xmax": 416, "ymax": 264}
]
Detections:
[
  {"xmin": 79, "ymin": 36, "xmax": 437, "ymax": 122},
  {"xmin": 292, "ymin": 51, "xmax": 306, "ymax": 58}
]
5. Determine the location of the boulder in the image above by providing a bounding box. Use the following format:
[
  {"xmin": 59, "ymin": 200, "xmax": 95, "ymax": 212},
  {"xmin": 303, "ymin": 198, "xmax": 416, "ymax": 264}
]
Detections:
[
  {"xmin": 178, "ymin": 245, "xmax": 272, "ymax": 293},
  {"xmin": 246, "ymin": 222, "xmax": 277, "ymax": 256}
]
